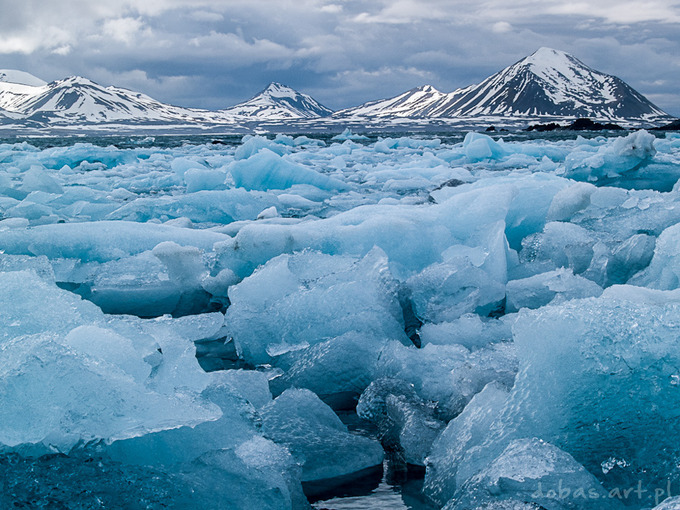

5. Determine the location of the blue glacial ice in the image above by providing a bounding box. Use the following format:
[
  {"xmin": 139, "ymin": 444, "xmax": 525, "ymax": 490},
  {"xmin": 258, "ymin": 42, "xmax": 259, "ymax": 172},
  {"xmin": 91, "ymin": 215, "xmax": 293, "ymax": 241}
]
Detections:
[
  {"xmin": 1, "ymin": 130, "xmax": 680, "ymax": 508},
  {"xmin": 357, "ymin": 378, "xmax": 445, "ymax": 466},
  {"xmin": 444, "ymin": 438, "xmax": 622, "ymax": 510},
  {"xmin": 423, "ymin": 381, "xmax": 510, "ymax": 506},
  {"xmin": 448, "ymin": 291, "xmax": 680, "ymax": 508},
  {"xmin": 225, "ymin": 248, "xmax": 406, "ymax": 365},
  {"xmin": 261, "ymin": 388, "xmax": 384, "ymax": 482}
]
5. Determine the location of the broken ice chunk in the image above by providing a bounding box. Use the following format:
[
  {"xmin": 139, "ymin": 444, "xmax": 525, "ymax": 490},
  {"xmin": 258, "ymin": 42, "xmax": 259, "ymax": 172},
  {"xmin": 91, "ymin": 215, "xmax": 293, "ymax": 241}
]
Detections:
[
  {"xmin": 446, "ymin": 438, "xmax": 619, "ymax": 510},
  {"xmin": 357, "ymin": 378, "xmax": 444, "ymax": 466},
  {"xmin": 261, "ymin": 388, "xmax": 384, "ymax": 483}
]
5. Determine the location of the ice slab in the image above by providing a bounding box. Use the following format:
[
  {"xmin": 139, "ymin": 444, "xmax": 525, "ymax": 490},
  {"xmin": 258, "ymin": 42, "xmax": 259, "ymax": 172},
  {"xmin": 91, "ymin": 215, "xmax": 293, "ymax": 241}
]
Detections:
[
  {"xmin": 424, "ymin": 381, "xmax": 509, "ymax": 506},
  {"xmin": 270, "ymin": 331, "xmax": 389, "ymax": 409},
  {"xmin": 261, "ymin": 389, "xmax": 384, "ymax": 482},
  {"xmin": 0, "ymin": 332, "xmax": 219, "ymax": 454},
  {"xmin": 357, "ymin": 378, "xmax": 444, "ymax": 466},
  {"xmin": 332, "ymin": 128, "xmax": 368, "ymax": 141},
  {"xmin": 0, "ymin": 270, "xmax": 224, "ymax": 455},
  {"xmin": 0, "ymin": 221, "xmax": 227, "ymax": 262},
  {"xmin": 229, "ymin": 148, "xmax": 348, "ymax": 192},
  {"xmin": 226, "ymin": 248, "xmax": 406, "ymax": 365},
  {"xmin": 454, "ymin": 294, "xmax": 680, "ymax": 507},
  {"xmin": 0, "ymin": 270, "xmax": 102, "ymax": 342},
  {"xmin": 505, "ymin": 268, "xmax": 602, "ymax": 312},
  {"xmin": 376, "ymin": 341, "xmax": 517, "ymax": 421},
  {"xmin": 103, "ymin": 374, "xmax": 260, "ymax": 467},
  {"xmin": 107, "ymin": 189, "xmax": 283, "ymax": 225},
  {"xmin": 462, "ymin": 132, "xmax": 507, "ymax": 162},
  {"xmin": 1, "ymin": 434, "xmax": 306, "ymax": 510},
  {"xmin": 564, "ymin": 130, "xmax": 656, "ymax": 182},
  {"xmin": 419, "ymin": 314, "xmax": 513, "ymax": 349},
  {"xmin": 446, "ymin": 438, "xmax": 620, "ymax": 510},
  {"xmin": 630, "ymin": 222, "xmax": 680, "ymax": 289}
]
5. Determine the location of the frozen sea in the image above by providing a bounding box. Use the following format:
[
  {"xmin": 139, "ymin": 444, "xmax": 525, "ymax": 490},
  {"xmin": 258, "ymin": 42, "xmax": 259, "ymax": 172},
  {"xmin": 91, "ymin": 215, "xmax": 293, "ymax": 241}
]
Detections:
[{"xmin": 1, "ymin": 128, "xmax": 680, "ymax": 509}]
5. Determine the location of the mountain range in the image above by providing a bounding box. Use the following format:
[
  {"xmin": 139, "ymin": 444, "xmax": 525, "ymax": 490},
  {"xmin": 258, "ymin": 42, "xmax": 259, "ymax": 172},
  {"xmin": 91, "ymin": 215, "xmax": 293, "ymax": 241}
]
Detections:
[
  {"xmin": 0, "ymin": 48, "xmax": 672, "ymax": 131},
  {"xmin": 337, "ymin": 48, "xmax": 668, "ymax": 121}
]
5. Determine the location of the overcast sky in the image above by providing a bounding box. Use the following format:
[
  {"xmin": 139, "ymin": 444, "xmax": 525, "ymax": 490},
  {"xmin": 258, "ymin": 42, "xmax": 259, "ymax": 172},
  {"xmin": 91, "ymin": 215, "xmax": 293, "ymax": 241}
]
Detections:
[{"xmin": 0, "ymin": 0, "xmax": 678, "ymax": 115}]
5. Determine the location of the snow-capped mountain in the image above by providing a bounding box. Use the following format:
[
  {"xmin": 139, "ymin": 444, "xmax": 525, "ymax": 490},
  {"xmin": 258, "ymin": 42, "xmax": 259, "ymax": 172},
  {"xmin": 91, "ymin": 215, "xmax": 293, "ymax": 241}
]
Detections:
[
  {"xmin": 0, "ymin": 75, "xmax": 332, "ymax": 125},
  {"xmin": 222, "ymin": 82, "xmax": 333, "ymax": 120},
  {"xmin": 440, "ymin": 47, "xmax": 667, "ymax": 119},
  {"xmin": 0, "ymin": 70, "xmax": 48, "ymax": 113},
  {"xmin": 0, "ymin": 69, "xmax": 46, "ymax": 87},
  {"xmin": 0, "ymin": 107, "xmax": 13, "ymax": 122},
  {"xmin": 0, "ymin": 48, "xmax": 672, "ymax": 131},
  {"xmin": 0, "ymin": 73, "xmax": 336, "ymax": 127},
  {"xmin": 1, "ymin": 75, "xmax": 232, "ymax": 125},
  {"xmin": 335, "ymin": 85, "xmax": 451, "ymax": 119},
  {"xmin": 339, "ymin": 48, "xmax": 668, "ymax": 122}
]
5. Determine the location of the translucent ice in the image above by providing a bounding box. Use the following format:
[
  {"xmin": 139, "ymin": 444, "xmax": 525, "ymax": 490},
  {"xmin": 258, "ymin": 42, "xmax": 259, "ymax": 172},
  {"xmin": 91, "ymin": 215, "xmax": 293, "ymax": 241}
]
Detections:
[
  {"xmin": 462, "ymin": 132, "xmax": 507, "ymax": 162},
  {"xmin": 225, "ymin": 248, "xmax": 406, "ymax": 365},
  {"xmin": 376, "ymin": 341, "xmax": 517, "ymax": 420},
  {"xmin": 546, "ymin": 182, "xmax": 597, "ymax": 222},
  {"xmin": 407, "ymin": 255, "xmax": 507, "ymax": 322},
  {"xmin": 0, "ymin": 270, "xmax": 102, "ymax": 342},
  {"xmin": 419, "ymin": 314, "xmax": 513, "ymax": 349},
  {"xmin": 0, "ymin": 253, "xmax": 55, "ymax": 281},
  {"xmin": 424, "ymin": 381, "xmax": 509, "ymax": 506},
  {"xmin": 2, "ymin": 132, "xmax": 680, "ymax": 508},
  {"xmin": 107, "ymin": 189, "xmax": 283, "ymax": 225},
  {"xmin": 228, "ymin": 148, "xmax": 347, "ymax": 191},
  {"xmin": 261, "ymin": 389, "xmax": 384, "ymax": 482},
  {"xmin": 0, "ymin": 220, "xmax": 227, "ymax": 262},
  {"xmin": 183, "ymin": 167, "xmax": 227, "ymax": 192},
  {"xmin": 234, "ymin": 134, "xmax": 289, "ymax": 160},
  {"xmin": 332, "ymin": 128, "xmax": 368, "ymax": 141},
  {"xmin": 455, "ymin": 294, "xmax": 680, "ymax": 506},
  {"xmin": 653, "ymin": 497, "xmax": 680, "ymax": 510},
  {"xmin": 0, "ymin": 271, "xmax": 222, "ymax": 455},
  {"xmin": 564, "ymin": 130, "xmax": 657, "ymax": 182},
  {"xmin": 182, "ymin": 438, "xmax": 308, "ymax": 510},
  {"xmin": 630, "ymin": 223, "xmax": 680, "ymax": 289},
  {"xmin": 19, "ymin": 166, "xmax": 64, "ymax": 194},
  {"xmin": 218, "ymin": 179, "xmax": 520, "ymax": 280},
  {"xmin": 103, "ymin": 372, "xmax": 261, "ymax": 467},
  {"xmin": 270, "ymin": 332, "xmax": 389, "ymax": 409},
  {"xmin": 446, "ymin": 438, "xmax": 620, "ymax": 510},
  {"xmin": 0, "ymin": 332, "xmax": 219, "ymax": 453},
  {"xmin": 357, "ymin": 378, "xmax": 444, "ymax": 466},
  {"xmin": 505, "ymin": 268, "xmax": 602, "ymax": 312}
]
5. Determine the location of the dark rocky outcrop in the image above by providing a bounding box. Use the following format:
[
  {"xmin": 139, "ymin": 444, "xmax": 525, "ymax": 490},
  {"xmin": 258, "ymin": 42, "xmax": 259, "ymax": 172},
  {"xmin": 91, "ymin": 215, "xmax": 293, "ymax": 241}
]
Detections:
[{"xmin": 651, "ymin": 118, "xmax": 680, "ymax": 131}]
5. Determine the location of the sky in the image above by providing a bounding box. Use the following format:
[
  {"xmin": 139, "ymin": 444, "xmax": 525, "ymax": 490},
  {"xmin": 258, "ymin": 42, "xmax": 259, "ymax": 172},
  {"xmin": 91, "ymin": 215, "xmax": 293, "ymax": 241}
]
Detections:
[{"xmin": 0, "ymin": 0, "xmax": 678, "ymax": 116}]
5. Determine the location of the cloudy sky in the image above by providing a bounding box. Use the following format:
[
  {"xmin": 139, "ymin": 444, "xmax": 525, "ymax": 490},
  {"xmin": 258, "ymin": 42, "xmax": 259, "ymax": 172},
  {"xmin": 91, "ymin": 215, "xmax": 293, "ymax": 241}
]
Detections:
[{"xmin": 0, "ymin": 0, "xmax": 678, "ymax": 115}]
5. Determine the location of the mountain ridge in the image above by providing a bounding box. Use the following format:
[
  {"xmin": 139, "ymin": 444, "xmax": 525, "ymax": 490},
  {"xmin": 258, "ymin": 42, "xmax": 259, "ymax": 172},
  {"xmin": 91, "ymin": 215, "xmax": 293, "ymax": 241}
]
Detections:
[
  {"xmin": 338, "ymin": 48, "xmax": 669, "ymax": 121},
  {"xmin": 0, "ymin": 48, "xmax": 673, "ymax": 129},
  {"xmin": 221, "ymin": 82, "xmax": 333, "ymax": 119}
]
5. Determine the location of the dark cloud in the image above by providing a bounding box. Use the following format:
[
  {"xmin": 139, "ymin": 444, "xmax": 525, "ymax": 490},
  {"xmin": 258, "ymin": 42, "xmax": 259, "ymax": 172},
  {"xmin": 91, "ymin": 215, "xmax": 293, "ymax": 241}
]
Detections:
[{"xmin": 0, "ymin": 0, "xmax": 677, "ymax": 115}]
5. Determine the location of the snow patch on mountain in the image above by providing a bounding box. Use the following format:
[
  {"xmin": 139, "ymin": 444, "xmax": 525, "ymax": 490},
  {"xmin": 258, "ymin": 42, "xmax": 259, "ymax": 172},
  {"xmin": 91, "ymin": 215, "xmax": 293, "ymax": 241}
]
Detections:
[
  {"xmin": 339, "ymin": 47, "xmax": 668, "ymax": 122},
  {"xmin": 0, "ymin": 70, "xmax": 48, "ymax": 113},
  {"xmin": 336, "ymin": 85, "xmax": 450, "ymax": 119},
  {"xmin": 223, "ymin": 83, "xmax": 333, "ymax": 120},
  {"xmin": 0, "ymin": 69, "xmax": 46, "ymax": 87},
  {"xmin": 0, "ymin": 75, "xmax": 235, "ymax": 125},
  {"xmin": 0, "ymin": 48, "xmax": 672, "ymax": 130}
]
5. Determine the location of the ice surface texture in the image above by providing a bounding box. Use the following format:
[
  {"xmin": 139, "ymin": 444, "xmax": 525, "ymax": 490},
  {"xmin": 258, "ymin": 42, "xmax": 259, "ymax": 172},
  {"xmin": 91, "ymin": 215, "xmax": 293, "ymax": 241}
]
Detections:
[
  {"xmin": 261, "ymin": 389, "xmax": 384, "ymax": 482},
  {"xmin": 445, "ymin": 438, "xmax": 622, "ymax": 510},
  {"xmin": 2, "ymin": 131, "xmax": 680, "ymax": 508},
  {"xmin": 447, "ymin": 292, "xmax": 680, "ymax": 508},
  {"xmin": 357, "ymin": 378, "xmax": 444, "ymax": 466}
]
